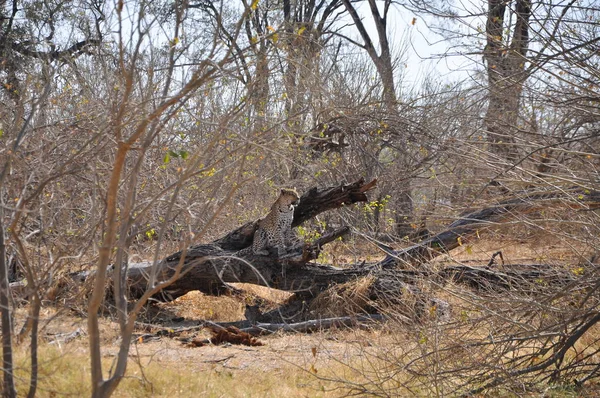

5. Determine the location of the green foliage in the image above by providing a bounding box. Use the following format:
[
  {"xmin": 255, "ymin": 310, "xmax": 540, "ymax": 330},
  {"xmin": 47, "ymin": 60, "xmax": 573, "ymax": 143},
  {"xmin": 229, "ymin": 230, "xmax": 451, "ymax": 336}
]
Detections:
[
  {"xmin": 363, "ymin": 195, "xmax": 390, "ymax": 215},
  {"xmin": 297, "ymin": 225, "xmax": 321, "ymax": 241},
  {"xmin": 145, "ymin": 228, "xmax": 157, "ymax": 240},
  {"xmin": 163, "ymin": 149, "xmax": 189, "ymax": 165}
]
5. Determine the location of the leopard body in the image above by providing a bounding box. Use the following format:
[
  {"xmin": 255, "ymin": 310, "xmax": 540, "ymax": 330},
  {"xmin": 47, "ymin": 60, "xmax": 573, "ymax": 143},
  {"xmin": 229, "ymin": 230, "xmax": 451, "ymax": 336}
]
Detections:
[{"xmin": 252, "ymin": 188, "xmax": 300, "ymax": 256}]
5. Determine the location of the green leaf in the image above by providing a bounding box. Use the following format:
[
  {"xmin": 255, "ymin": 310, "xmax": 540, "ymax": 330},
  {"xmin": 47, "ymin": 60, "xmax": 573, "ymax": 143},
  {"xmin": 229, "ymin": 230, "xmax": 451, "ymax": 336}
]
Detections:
[
  {"xmin": 163, "ymin": 152, "xmax": 171, "ymax": 164},
  {"xmin": 146, "ymin": 229, "xmax": 156, "ymax": 239}
]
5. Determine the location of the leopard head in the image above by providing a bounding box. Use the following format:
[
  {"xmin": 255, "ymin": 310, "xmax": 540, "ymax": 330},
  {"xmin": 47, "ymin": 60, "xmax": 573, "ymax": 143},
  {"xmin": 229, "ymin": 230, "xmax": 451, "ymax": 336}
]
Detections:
[{"xmin": 279, "ymin": 188, "xmax": 300, "ymax": 209}]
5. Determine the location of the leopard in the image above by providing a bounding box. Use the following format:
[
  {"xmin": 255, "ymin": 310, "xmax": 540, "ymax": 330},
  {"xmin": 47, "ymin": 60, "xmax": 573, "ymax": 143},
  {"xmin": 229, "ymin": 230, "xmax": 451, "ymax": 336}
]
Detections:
[{"xmin": 251, "ymin": 188, "xmax": 300, "ymax": 257}]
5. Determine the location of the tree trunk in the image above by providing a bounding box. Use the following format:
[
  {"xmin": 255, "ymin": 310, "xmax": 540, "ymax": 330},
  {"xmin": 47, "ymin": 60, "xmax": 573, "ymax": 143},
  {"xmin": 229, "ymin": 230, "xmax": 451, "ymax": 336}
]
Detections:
[
  {"xmin": 0, "ymin": 223, "xmax": 16, "ymax": 398},
  {"xmin": 342, "ymin": 0, "xmax": 397, "ymax": 111},
  {"xmin": 483, "ymin": 0, "xmax": 532, "ymax": 162},
  {"xmin": 249, "ymin": 44, "xmax": 270, "ymax": 127},
  {"xmin": 281, "ymin": 0, "xmax": 335, "ymax": 127},
  {"xmin": 394, "ymin": 190, "xmax": 414, "ymax": 238},
  {"xmin": 243, "ymin": 4, "xmax": 271, "ymax": 132}
]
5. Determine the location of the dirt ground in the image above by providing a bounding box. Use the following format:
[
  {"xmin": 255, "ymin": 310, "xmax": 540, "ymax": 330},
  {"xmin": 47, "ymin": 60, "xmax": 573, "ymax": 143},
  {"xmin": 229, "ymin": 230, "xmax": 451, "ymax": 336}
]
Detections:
[{"xmin": 39, "ymin": 281, "xmax": 379, "ymax": 378}]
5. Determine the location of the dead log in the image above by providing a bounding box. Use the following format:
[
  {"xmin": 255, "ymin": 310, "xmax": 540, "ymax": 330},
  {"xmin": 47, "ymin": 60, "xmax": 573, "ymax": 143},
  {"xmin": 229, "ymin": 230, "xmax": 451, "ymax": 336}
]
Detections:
[
  {"xmin": 134, "ymin": 316, "xmax": 385, "ymax": 343},
  {"xmin": 214, "ymin": 178, "xmax": 377, "ymax": 251},
  {"xmin": 440, "ymin": 263, "xmax": 578, "ymax": 290},
  {"xmin": 180, "ymin": 324, "xmax": 264, "ymax": 347},
  {"xmin": 125, "ymin": 179, "xmax": 377, "ymax": 300},
  {"xmin": 125, "ymin": 237, "xmax": 374, "ymax": 301},
  {"xmin": 378, "ymin": 187, "xmax": 600, "ymax": 268},
  {"xmin": 115, "ymin": 184, "xmax": 598, "ymax": 315},
  {"xmin": 239, "ymin": 314, "xmax": 386, "ymax": 336}
]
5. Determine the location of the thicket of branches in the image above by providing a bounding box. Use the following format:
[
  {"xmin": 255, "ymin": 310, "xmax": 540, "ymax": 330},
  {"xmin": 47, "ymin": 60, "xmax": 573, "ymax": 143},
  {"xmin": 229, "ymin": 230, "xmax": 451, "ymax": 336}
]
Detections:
[{"xmin": 0, "ymin": 0, "xmax": 598, "ymax": 396}]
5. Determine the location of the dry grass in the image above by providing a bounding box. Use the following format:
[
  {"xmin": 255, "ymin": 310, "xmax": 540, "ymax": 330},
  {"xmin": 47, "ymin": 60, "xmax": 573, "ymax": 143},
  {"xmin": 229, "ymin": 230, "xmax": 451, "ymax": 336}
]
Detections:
[
  {"xmin": 311, "ymin": 304, "xmax": 600, "ymax": 397},
  {"xmin": 153, "ymin": 283, "xmax": 294, "ymax": 323},
  {"xmin": 156, "ymin": 291, "xmax": 245, "ymax": 322},
  {"xmin": 431, "ymin": 233, "xmax": 587, "ymax": 266},
  {"xmin": 297, "ymin": 235, "xmax": 600, "ymax": 397},
  {"xmin": 11, "ymin": 307, "xmax": 379, "ymax": 397},
  {"xmin": 12, "ymin": 342, "xmax": 346, "ymax": 397},
  {"xmin": 15, "ymin": 309, "xmax": 383, "ymax": 398},
  {"xmin": 12, "ymin": 295, "xmax": 599, "ymax": 398},
  {"xmin": 309, "ymin": 276, "xmax": 376, "ymax": 318}
]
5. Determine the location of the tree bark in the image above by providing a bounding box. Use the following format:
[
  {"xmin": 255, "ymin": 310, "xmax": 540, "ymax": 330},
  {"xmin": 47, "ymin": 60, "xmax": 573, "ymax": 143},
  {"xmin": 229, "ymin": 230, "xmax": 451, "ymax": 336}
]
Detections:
[{"xmin": 244, "ymin": 4, "xmax": 270, "ymax": 128}]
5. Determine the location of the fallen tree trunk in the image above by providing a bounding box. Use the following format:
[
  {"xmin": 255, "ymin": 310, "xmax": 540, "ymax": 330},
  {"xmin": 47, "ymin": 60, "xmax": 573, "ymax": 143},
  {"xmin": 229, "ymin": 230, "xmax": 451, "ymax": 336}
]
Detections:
[
  {"xmin": 135, "ymin": 315, "xmax": 387, "ymax": 346},
  {"xmin": 378, "ymin": 187, "xmax": 600, "ymax": 268},
  {"xmin": 237, "ymin": 314, "xmax": 387, "ymax": 335},
  {"xmin": 126, "ymin": 179, "xmax": 378, "ymax": 300},
  {"xmin": 117, "ymin": 184, "xmax": 598, "ymax": 310},
  {"xmin": 126, "ymin": 227, "xmax": 378, "ymax": 300},
  {"xmin": 214, "ymin": 178, "xmax": 377, "ymax": 251}
]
